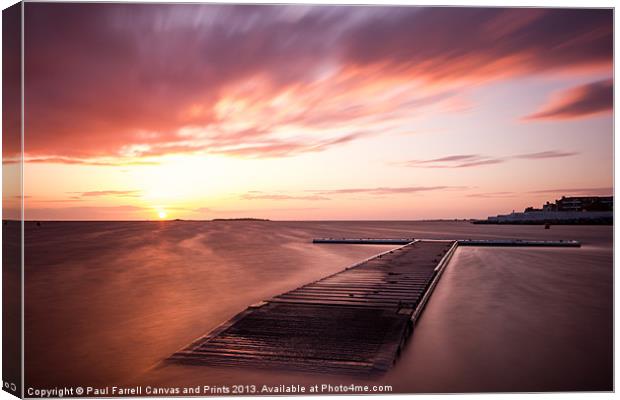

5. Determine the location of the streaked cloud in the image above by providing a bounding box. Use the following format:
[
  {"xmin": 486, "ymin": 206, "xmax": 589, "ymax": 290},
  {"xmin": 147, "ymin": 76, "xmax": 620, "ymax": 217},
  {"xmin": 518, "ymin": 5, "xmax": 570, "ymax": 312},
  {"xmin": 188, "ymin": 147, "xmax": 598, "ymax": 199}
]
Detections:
[
  {"xmin": 24, "ymin": 205, "xmax": 150, "ymax": 220},
  {"xmin": 241, "ymin": 192, "xmax": 330, "ymax": 201},
  {"xmin": 466, "ymin": 191, "xmax": 516, "ymax": 198},
  {"xmin": 342, "ymin": 8, "xmax": 611, "ymax": 82},
  {"xmin": 15, "ymin": 156, "xmax": 159, "ymax": 166},
  {"xmin": 529, "ymin": 187, "xmax": 613, "ymax": 196},
  {"xmin": 202, "ymin": 131, "xmax": 372, "ymax": 159},
  {"xmin": 400, "ymin": 150, "xmax": 578, "ymax": 168},
  {"xmin": 523, "ymin": 79, "xmax": 613, "ymax": 121},
  {"xmin": 18, "ymin": 5, "xmax": 611, "ymax": 162},
  {"xmin": 312, "ymin": 186, "xmax": 467, "ymax": 196},
  {"xmin": 514, "ymin": 151, "xmax": 579, "ymax": 159},
  {"xmin": 398, "ymin": 154, "xmax": 504, "ymax": 168},
  {"xmin": 230, "ymin": 186, "xmax": 470, "ymax": 206},
  {"xmin": 411, "ymin": 154, "xmax": 482, "ymax": 164},
  {"xmin": 239, "ymin": 186, "xmax": 466, "ymax": 200},
  {"xmin": 31, "ymin": 198, "xmax": 83, "ymax": 203},
  {"xmin": 68, "ymin": 190, "xmax": 142, "ymax": 198}
]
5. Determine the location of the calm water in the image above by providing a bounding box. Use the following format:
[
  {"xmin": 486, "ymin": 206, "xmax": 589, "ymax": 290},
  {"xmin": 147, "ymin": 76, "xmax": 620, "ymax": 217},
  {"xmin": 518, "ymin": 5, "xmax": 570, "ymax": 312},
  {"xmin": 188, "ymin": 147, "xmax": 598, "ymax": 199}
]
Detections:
[{"xmin": 22, "ymin": 221, "xmax": 612, "ymax": 392}]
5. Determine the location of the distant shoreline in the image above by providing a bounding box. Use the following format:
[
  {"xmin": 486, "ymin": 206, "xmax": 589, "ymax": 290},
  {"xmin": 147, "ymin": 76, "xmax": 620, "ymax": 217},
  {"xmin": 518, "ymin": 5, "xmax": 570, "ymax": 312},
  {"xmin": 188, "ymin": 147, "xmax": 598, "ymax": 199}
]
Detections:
[
  {"xmin": 211, "ymin": 218, "xmax": 270, "ymax": 222},
  {"xmin": 5, "ymin": 218, "xmax": 613, "ymax": 225},
  {"xmin": 472, "ymin": 219, "xmax": 612, "ymax": 225}
]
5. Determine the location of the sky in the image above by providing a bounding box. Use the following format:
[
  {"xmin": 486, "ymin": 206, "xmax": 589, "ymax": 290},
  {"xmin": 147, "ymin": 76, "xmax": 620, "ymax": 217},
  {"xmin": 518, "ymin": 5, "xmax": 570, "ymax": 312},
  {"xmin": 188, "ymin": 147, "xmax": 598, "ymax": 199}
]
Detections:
[{"xmin": 3, "ymin": 4, "xmax": 614, "ymax": 220}]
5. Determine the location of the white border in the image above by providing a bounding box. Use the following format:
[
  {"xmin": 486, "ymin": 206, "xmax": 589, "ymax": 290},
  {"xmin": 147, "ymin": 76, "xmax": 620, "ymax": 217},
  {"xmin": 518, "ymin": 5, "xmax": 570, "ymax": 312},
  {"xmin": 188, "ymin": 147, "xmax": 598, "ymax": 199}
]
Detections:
[{"xmin": 0, "ymin": 2, "xmax": 615, "ymax": 400}]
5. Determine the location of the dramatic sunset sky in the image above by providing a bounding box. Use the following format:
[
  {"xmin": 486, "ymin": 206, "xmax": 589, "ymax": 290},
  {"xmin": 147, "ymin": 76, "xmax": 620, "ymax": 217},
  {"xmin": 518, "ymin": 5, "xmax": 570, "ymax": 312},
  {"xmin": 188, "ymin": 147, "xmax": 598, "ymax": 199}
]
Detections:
[{"xmin": 6, "ymin": 4, "xmax": 614, "ymax": 220}]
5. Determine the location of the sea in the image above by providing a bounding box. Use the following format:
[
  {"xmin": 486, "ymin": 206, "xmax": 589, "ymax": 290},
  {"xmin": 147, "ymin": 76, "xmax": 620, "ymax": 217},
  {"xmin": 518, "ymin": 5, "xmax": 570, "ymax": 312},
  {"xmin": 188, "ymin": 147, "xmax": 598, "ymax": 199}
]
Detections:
[{"xmin": 16, "ymin": 221, "xmax": 612, "ymax": 393}]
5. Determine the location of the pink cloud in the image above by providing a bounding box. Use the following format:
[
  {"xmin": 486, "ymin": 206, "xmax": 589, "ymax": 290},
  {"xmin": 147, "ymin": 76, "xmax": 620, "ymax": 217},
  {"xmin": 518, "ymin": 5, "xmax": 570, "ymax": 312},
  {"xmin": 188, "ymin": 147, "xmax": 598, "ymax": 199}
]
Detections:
[
  {"xmin": 18, "ymin": 5, "xmax": 611, "ymax": 163},
  {"xmin": 400, "ymin": 150, "xmax": 577, "ymax": 168},
  {"xmin": 523, "ymin": 79, "xmax": 612, "ymax": 121},
  {"xmin": 24, "ymin": 205, "xmax": 150, "ymax": 221},
  {"xmin": 68, "ymin": 190, "xmax": 141, "ymax": 198},
  {"xmin": 342, "ymin": 8, "xmax": 611, "ymax": 82},
  {"xmin": 529, "ymin": 187, "xmax": 612, "ymax": 196},
  {"xmin": 402, "ymin": 155, "xmax": 504, "ymax": 168},
  {"xmin": 514, "ymin": 151, "xmax": 579, "ymax": 159},
  {"xmin": 15, "ymin": 156, "xmax": 159, "ymax": 166},
  {"xmin": 312, "ymin": 186, "xmax": 467, "ymax": 196},
  {"xmin": 466, "ymin": 192, "xmax": 516, "ymax": 198},
  {"xmin": 241, "ymin": 192, "xmax": 330, "ymax": 201}
]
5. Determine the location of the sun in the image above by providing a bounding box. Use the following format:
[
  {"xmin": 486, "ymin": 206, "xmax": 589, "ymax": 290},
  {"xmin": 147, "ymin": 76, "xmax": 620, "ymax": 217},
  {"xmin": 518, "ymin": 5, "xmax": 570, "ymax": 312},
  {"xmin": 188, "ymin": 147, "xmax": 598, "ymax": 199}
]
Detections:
[{"xmin": 158, "ymin": 210, "xmax": 167, "ymax": 219}]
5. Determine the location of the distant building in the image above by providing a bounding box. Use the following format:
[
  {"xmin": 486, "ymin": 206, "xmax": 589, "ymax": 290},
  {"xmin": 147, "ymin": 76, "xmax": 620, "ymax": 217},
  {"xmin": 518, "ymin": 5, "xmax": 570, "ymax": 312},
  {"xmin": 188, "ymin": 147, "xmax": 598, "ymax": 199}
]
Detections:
[
  {"xmin": 475, "ymin": 195, "xmax": 613, "ymax": 225},
  {"xmin": 540, "ymin": 196, "xmax": 613, "ymax": 212}
]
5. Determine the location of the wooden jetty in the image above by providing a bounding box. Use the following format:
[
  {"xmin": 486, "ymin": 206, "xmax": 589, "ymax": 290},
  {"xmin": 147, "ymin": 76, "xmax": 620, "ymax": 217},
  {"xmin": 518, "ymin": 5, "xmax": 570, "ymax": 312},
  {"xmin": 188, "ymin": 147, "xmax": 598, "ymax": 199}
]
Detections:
[
  {"xmin": 312, "ymin": 238, "xmax": 414, "ymax": 245},
  {"xmin": 456, "ymin": 239, "xmax": 580, "ymax": 247},
  {"xmin": 168, "ymin": 240, "xmax": 457, "ymax": 376},
  {"xmin": 168, "ymin": 236, "xmax": 580, "ymax": 375},
  {"xmin": 314, "ymin": 238, "xmax": 581, "ymax": 247}
]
